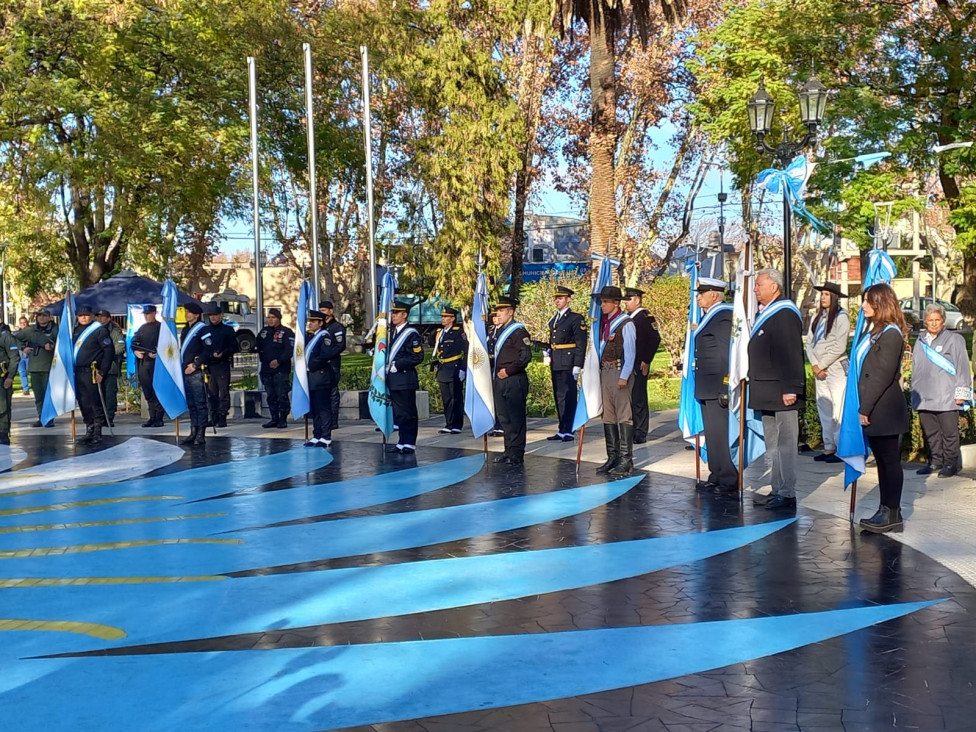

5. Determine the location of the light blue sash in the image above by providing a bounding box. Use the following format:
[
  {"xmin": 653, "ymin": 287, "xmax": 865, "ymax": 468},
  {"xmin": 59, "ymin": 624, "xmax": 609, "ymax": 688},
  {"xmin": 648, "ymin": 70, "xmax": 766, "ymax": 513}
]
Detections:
[
  {"xmin": 919, "ymin": 340, "xmax": 957, "ymax": 375},
  {"xmin": 72, "ymin": 322, "xmax": 102, "ymax": 359},
  {"xmin": 389, "ymin": 326, "xmax": 420, "ymax": 361},
  {"xmin": 853, "ymin": 324, "xmax": 901, "ymax": 372},
  {"xmin": 751, "ymin": 299, "xmax": 801, "ymax": 336},
  {"xmin": 180, "ymin": 321, "xmax": 206, "ymax": 358},
  {"xmin": 494, "ymin": 322, "xmax": 525, "ymax": 359},
  {"xmin": 598, "ymin": 312, "xmax": 631, "ymax": 359},
  {"xmin": 694, "ymin": 303, "xmax": 732, "ymax": 338},
  {"xmin": 305, "ymin": 329, "xmax": 327, "ymax": 365}
]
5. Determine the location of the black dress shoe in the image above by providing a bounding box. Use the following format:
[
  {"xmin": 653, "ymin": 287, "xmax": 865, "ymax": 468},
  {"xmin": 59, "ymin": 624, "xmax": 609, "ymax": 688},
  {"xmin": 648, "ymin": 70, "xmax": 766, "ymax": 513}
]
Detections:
[
  {"xmin": 561, "ymin": 435, "xmax": 574, "ymax": 442},
  {"xmin": 813, "ymin": 452, "xmax": 829, "ymax": 462},
  {"xmin": 695, "ymin": 481, "xmax": 718, "ymax": 491},
  {"xmin": 142, "ymin": 419, "xmax": 155, "ymax": 428},
  {"xmin": 917, "ymin": 464, "xmax": 940, "ymax": 476},
  {"xmin": 439, "ymin": 428, "xmax": 453, "ymax": 434},
  {"xmin": 633, "ymin": 437, "xmax": 647, "ymax": 444},
  {"xmin": 713, "ymin": 484, "xmax": 739, "ymax": 496},
  {"xmin": 938, "ymin": 465, "xmax": 958, "ymax": 478},
  {"xmin": 546, "ymin": 434, "xmax": 563, "ymax": 441},
  {"xmin": 385, "ymin": 445, "xmax": 402, "ymax": 453},
  {"xmin": 31, "ymin": 420, "xmax": 42, "ymax": 428},
  {"xmin": 752, "ymin": 493, "xmax": 773, "ymax": 506},
  {"xmin": 489, "ymin": 429, "xmax": 505, "ymax": 437},
  {"xmin": 765, "ymin": 495, "xmax": 797, "ymax": 510},
  {"xmin": 493, "ymin": 454, "xmax": 510, "ymax": 464},
  {"xmin": 824, "ymin": 454, "xmax": 843, "ymax": 464}
]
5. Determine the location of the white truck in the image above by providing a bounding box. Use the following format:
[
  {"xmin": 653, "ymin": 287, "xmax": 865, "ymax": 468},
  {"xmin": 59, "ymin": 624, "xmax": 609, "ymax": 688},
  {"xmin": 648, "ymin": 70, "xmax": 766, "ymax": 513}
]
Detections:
[{"xmin": 200, "ymin": 289, "xmax": 261, "ymax": 353}]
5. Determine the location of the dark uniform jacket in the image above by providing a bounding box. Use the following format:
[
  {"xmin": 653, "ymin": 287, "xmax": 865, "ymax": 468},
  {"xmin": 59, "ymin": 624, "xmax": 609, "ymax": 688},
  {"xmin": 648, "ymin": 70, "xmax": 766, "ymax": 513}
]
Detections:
[
  {"xmin": 747, "ymin": 297, "xmax": 806, "ymax": 412},
  {"xmin": 859, "ymin": 328, "xmax": 908, "ymax": 437},
  {"xmin": 131, "ymin": 321, "xmax": 161, "ymax": 358},
  {"xmin": 434, "ymin": 324, "xmax": 468, "ymax": 383},
  {"xmin": 180, "ymin": 321, "xmax": 214, "ymax": 370},
  {"xmin": 72, "ymin": 323, "xmax": 115, "ymax": 376},
  {"xmin": 0, "ymin": 330, "xmax": 21, "ymax": 381},
  {"xmin": 104, "ymin": 322, "xmax": 126, "ymax": 376},
  {"xmin": 322, "ymin": 318, "xmax": 346, "ymax": 381},
  {"xmin": 694, "ymin": 305, "xmax": 732, "ymax": 401},
  {"xmin": 388, "ymin": 325, "xmax": 424, "ymax": 391},
  {"xmin": 494, "ymin": 324, "xmax": 532, "ymax": 377},
  {"xmin": 15, "ymin": 322, "xmax": 57, "ymax": 373},
  {"xmin": 256, "ymin": 324, "xmax": 295, "ymax": 375},
  {"xmin": 306, "ymin": 327, "xmax": 345, "ymax": 391},
  {"xmin": 547, "ymin": 310, "xmax": 586, "ymax": 371},
  {"xmin": 631, "ymin": 309, "xmax": 661, "ymax": 369},
  {"xmin": 205, "ymin": 321, "xmax": 240, "ymax": 366}
]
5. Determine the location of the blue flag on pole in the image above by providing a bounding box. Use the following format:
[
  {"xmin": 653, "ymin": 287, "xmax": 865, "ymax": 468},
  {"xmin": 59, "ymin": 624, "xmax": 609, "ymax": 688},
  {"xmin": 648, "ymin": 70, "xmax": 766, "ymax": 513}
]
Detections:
[
  {"xmin": 369, "ymin": 271, "xmax": 396, "ymax": 436},
  {"xmin": 572, "ymin": 254, "xmax": 618, "ymax": 431},
  {"xmin": 291, "ymin": 280, "xmax": 314, "ymax": 419},
  {"xmin": 40, "ymin": 291, "xmax": 76, "ymax": 425},
  {"xmin": 836, "ymin": 249, "xmax": 897, "ymax": 488},
  {"xmin": 153, "ymin": 279, "xmax": 188, "ymax": 419},
  {"xmin": 464, "ymin": 272, "xmax": 495, "ymax": 437},
  {"xmin": 677, "ymin": 263, "xmax": 704, "ymax": 445}
]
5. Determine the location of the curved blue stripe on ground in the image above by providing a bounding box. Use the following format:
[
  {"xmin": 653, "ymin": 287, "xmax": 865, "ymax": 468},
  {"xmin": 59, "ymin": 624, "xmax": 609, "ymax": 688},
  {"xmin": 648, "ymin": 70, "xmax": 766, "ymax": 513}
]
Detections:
[
  {"xmin": 0, "ymin": 476, "xmax": 643, "ymax": 578},
  {"xmin": 0, "ymin": 448, "xmax": 334, "ymax": 516},
  {"xmin": 0, "ymin": 601, "xmax": 942, "ymax": 731},
  {"xmin": 0, "ymin": 455, "xmax": 485, "ymax": 546},
  {"xmin": 1, "ymin": 519, "xmax": 794, "ymax": 654}
]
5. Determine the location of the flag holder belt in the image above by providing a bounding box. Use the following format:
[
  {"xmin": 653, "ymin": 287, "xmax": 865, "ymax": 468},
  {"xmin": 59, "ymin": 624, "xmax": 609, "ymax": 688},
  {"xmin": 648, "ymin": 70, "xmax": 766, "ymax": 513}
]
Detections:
[
  {"xmin": 437, "ymin": 354, "xmax": 464, "ymax": 363},
  {"xmin": 600, "ymin": 359, "xmax": 622, "ymax": 370},
  {"xmin": 551, "ymin": 343, "xmax": 577, "ymax": 350}
]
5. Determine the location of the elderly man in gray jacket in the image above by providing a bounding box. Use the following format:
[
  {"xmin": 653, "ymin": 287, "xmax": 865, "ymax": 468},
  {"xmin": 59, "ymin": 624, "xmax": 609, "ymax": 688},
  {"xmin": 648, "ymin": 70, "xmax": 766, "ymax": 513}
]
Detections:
[{"xmin": 911, "ymin": 303, "xmax": 972, "ymax": 477}]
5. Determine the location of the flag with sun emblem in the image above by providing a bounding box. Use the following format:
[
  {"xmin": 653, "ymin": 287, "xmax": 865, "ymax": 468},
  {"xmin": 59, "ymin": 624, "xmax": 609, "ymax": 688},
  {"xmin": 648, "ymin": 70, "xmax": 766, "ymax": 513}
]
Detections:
[
  {"xmin": 152, "ymin": 279, "xmax": 188, "ymax": 418},
  {"xmin": 464, "ymin": 271, "xmax": 495, "ymax": 437},
  {"xmin": 40, "ymin": 290, "xmax": 77, "ymax": 425},
  {"xmin": 291, "ymin": 280, "xmax": 314, "ymax": 419},
  {"xmin": 368, "ymin": 271, "xmax": 396, "ymax": 436}
]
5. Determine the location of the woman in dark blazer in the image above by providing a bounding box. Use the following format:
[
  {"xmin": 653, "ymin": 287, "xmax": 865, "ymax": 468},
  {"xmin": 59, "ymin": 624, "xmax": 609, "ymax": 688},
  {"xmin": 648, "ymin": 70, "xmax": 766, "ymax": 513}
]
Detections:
[{"xmin": 856, "ymin": 283, "xmax": 909, "ymax": 533}]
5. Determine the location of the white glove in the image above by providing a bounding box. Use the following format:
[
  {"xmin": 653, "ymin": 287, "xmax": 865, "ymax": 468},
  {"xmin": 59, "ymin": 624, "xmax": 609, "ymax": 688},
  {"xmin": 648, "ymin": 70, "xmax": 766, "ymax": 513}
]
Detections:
[
  {"xmin": 389, "ymin": 363, "xmax": 398, "ymax": 374},
  {"xmin": 572, "ymin": 367, "xmax": 581, "ymax": 378},
  {"xmin": 459, "ymin": 370, "xmax": 466, "ymax": 380}
]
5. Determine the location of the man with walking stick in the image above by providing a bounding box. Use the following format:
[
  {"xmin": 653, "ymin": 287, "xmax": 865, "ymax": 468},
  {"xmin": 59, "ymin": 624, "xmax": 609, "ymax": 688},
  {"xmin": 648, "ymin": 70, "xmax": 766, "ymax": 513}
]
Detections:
[{"xmin": 72, "ymin": 305, "xmax": 115, "ymax": 445}]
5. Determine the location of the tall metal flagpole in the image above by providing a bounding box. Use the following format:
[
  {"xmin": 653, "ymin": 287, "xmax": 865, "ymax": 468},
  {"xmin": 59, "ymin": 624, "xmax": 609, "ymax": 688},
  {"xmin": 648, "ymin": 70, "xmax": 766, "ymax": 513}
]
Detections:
[
  {"xmin": 361, "ymin": 46, "xmax": 378, "ymax": 325},
  {"xmin": 247, "ymin": 57, "xmax": 264, "ymax": 390},
  {"xmin": 303, "ymin": 43, "xmax": 321, "ymax": 305}
]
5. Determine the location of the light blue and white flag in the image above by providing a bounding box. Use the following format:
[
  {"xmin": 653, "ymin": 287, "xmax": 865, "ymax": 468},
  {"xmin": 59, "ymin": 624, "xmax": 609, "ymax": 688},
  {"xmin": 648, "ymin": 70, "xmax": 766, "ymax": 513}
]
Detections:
[
  {"xmin": 727, "ymin": 247, "xmax": 765, "ymax": 467},
  {"xmin": 464, "ymin": 272, "xmax": 495, "ymax": 437},
  {"xmin": 153, "ymin": 279, "xmax": 188, "ymax": 419},
  {"xmin": 677, "ymin": 262, "xmax": 704, "ymax": 444},
  {"xmin": 369, "ymin": 271, "xmax": 396, "ymax": 437},
  {"xmin": 40, "ymin": 291, "xmax": 76, "ymax": 425},
  {"xmin": 125, "ymin": 304, "xmax": 150, "ymax": 378},
  {"xmin": 836, "ymin": 249, "xmax": 897, "ymax": 488},
  {"xmin": 291, "ymin": 280, "xmax": 314, "ymax": 420},
  {"xmin": 572, "ymin": 254, "xmax": 618, "ymax": 431}
]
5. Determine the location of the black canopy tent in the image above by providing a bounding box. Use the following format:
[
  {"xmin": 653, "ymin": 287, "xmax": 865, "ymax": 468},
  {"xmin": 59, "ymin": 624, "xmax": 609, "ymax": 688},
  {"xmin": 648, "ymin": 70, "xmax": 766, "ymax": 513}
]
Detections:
[{"xmin": 44, "ymin": 270, "xmax": 197, "ymax": 317}]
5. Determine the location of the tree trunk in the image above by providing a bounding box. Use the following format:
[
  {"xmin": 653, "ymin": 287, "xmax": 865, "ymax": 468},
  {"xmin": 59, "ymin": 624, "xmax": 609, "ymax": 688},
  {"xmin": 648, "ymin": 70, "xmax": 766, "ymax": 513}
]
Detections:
[
  {"xmin": 587, "ymin": 8, "xmax": 617, "ymax": 259},
  {"xmin": 510, "ymin": 168, "xmax": 528, "ymax": 299}
]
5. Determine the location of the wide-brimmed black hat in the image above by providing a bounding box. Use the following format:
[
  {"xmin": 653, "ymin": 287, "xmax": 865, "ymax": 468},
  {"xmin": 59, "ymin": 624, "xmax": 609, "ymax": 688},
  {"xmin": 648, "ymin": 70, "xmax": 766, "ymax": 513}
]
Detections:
[
  {"xmin": 623, "ymin": 287, "xmax": 645, "ymax": 299},
  {"xmin": 554, "ymin": 285, "xmax": 574, "ymax": 297},
  {"xmin": 814, "ymin": 282, "xmax": 848, "ymax": 298},
  {"xmin": 492, "ymin": 296, "xmax": 519, "ymax": 311},
  {"xmin": 591, "ymin": 285, "xmax": 624, "ymax": 300}
]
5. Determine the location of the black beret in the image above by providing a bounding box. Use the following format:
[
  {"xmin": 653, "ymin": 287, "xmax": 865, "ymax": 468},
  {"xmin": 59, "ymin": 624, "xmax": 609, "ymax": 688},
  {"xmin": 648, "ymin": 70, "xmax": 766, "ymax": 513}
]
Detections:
[
  {"xmin": 76, "ymin": 305, "xmax": 94, "ymax": 316},
  {"xmin": 183, "ymin": 301, "xmax": 203, "ymax": 315},
  {"xmin": 267, "ymin": 307, "xmax": 282, "ymax": 318},
  {"xmin": 320, "ymin": 300, "xmax": 335, "ymax": 310},
  {"xmin": 143, "ymin": 304, "xmax": 157, "ymax": 314}
]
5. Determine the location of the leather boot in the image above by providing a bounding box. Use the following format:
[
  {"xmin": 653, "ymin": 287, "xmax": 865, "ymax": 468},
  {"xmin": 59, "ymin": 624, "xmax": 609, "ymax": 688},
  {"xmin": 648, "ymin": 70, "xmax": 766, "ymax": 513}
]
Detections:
[
  {"xmin": 88, "ymin": 424, "xmax": 103, "ymax": 445},
  {"xmin": 179, "ymin": 427, "xmax": 198, "ymax": 446},
  {"xmin": 276, "ymin": 410, "xmax": 289, "ymax": 429},
  {"xmin": 142, "ymin": 418, "xmax": 155, "ymax": 427},
  {"xmin": 193, "ymin": 426, "xmax": 206, "ymax": 445},
  {"xmin": 261, "ymin": 415, "xmax": 277, "ymax": 428},
  {"xmin": 859, "ymin": 505, "xmax": 903, "ymax": 533},
  {"xmin": 596, "ymin": 424, "xmax": 620, "ymax": 474},
  {"xmin": 610, "ymin": 423, "xmax": 634, "ymax": 477},
  {"xmin": 77, "ymin": 424, "xmax": 95, "ymax": 445},
  {"xmin": 216, "ymin": 414, "xmax": 227, "ymax": 428}
]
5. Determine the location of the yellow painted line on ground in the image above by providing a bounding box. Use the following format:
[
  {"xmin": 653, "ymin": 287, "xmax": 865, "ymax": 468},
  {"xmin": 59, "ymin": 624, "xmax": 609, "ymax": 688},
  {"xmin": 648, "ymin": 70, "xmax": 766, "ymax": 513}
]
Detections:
[
  {"xmin": 0, "ymin": 496, "xmax": 183, "ymax": 518},
  {"xmin": 0, "ymin": 481, "xmax": 128, "ymax": 498},
  {"xmin": 0, "ymin": 618, "xmax": 127, "ymax": 640},
  {"xmin": 0, "ymin": 537, "xmax": 242, "ymax": 559},
  {"xmin": 0, "ymin": 513, "xmax": 226, "ymax": 533},
  {"xmin": 0, "ymin": 575, "xmax": 228, "ymax": 588}
]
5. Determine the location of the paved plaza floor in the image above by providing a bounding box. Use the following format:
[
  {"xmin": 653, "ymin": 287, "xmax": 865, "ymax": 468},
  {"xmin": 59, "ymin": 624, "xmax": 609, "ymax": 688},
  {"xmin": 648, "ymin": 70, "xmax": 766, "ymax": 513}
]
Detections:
[{"xmin": 2, "ymin": 392, "xmax": 976, "ymax": 731}]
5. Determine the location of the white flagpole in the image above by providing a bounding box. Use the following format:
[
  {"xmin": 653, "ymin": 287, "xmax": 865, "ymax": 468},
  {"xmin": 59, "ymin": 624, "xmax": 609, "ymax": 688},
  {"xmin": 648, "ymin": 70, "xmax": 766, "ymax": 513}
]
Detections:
[
  {"xmin": 247, "ymin": 56, "xmax": 264, "ymax": 379},
  {"xmin": 361, "ymin": 46, "xmax": 378, "ymax": 325},
  {"xmin": 304, "ymin": 43, "xmax": 321, "ymax": 306}
]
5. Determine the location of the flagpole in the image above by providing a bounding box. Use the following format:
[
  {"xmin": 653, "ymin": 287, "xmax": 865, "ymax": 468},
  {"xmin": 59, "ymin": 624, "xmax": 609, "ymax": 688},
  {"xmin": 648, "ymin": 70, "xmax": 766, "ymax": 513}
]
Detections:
[
  {"xmin": 70, "ymin": 410, "xmax": 76, "ymax": 442},
  {"xmin": 575, "ymin": 425, "xmax": 585, "ymax": 474},
  {"xmin": 849, "ymin": 480, "xmax": 857, "ymax": 524},
  {"xmin": 247, "ymin": 56, "xmax": 264, "ymax": 390},
  {"xmin": 175, "ymin": 416, "xmax": 180, "ymax": 443},
  {"xmin": 303, "ymin": 43, "xmax": 321, "ymax": 304},
  {"xmin": 361, "ymin": 46, "xmax": 378, "ymax": 326}
]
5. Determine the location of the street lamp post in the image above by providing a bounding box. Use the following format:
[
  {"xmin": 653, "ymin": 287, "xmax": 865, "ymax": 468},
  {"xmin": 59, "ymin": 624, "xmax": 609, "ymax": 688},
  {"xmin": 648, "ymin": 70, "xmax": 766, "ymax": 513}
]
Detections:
[{"xmin": 747, "ymin": 77, "xmax": 829, "ymax": 298}]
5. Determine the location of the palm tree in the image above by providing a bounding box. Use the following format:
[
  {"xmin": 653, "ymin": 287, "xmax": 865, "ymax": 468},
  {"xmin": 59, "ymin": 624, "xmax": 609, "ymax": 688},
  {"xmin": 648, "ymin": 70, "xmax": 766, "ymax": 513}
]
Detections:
[{"xmin": 553, "ymin": 0, "xmax": 687, "ymax": 257}]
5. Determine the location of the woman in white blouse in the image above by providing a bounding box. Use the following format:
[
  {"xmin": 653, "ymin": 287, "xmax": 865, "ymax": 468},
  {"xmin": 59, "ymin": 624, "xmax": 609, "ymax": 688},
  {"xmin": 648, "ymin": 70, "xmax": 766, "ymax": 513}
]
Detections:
[{"xmin": 808, "ymin": 283, "xmax": 850, "ymax": 463}]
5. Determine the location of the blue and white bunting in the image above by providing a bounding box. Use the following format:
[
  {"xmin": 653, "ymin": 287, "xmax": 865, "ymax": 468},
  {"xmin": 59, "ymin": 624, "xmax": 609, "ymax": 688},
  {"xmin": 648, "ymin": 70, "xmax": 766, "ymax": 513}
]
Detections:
[
  {"xmin": 757, "ymin": 155, "xmax": 830, "ymax": 235},
  {"xmin": 152, "ymin": 279, "xmax": 188, "ymax": 419}
]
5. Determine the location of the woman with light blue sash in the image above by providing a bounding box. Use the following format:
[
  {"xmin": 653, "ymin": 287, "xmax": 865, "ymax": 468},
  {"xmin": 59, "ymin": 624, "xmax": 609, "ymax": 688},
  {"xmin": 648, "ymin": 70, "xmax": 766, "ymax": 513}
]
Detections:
[
  {"xmin": 910, "ymin": 303, "xmax": 972, "ymax": 477},
  {"xmin": 856, "ymin": 284, "xmax": 909, "ymax": 534}
]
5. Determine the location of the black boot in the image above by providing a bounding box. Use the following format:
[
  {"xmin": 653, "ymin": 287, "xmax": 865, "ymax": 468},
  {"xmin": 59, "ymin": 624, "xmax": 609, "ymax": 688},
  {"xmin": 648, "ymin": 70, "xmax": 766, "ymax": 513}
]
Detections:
[
  {"xmin": 179, "ymin": 427, "xmax": 198, "ymax": 446},
  {"xmin": 262, "ymin": 414, "xmax": 277, "ymax": 428},
  {"xmin": 610, "ymin": 423, "xmax": 634, "ymax": 477},
  {"xmin": 77, "ymin": 424, "xmax": 95, "ymax": 444},
  {"xmin": 151, "ymin": 410, "xmax": 165, "ymax": 427},
  {"xmin": 216, "ymin": 414, "xmax": 227, "ymax": 428},
  {"xmin": 142, "ymin": 418, "xmax": 155, "ymax": 427},
  {"xmin": 88, "ymin": 424, "xmax": 103, "ymax": 445},
  {"xmin": 276, "ymin": 411, "xmax": 289, "ymax": 429},
  {"xmin": 859, "ymin": 506, "xmax": 903, "ymax": 533},
  {"xmin": 193, "ymin": 426, "xmax": 206, "ymax": 445},
  {"xmin": 596, "ymin": 424, "xmax": 620, "ymax": 474}
]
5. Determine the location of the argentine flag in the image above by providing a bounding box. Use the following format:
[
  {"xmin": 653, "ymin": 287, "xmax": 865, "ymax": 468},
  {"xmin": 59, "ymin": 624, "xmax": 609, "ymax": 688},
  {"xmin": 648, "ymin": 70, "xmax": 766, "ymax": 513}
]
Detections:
[
  {"xmin": 677, "ymin": 263, "xmax": 704, "ymax": 445},
  {"xmin": 368, "ymin": 271, "xmax": 396, "ymax": 437},
  {"xmin": 291, "ymin": 280, "xmax": 314, "ymax": 419},
  {"xmin": 464, "ymin": 272, "xmax": 495, "ymax": 437},
  {"xmin": 836, "ymin": 249, "xmax": 897, "ymax": 488},
  {"xmin": 727, "ymin": 247, "xmax": 765, "ymax": 468},
  {"xmin": 572, "ymin": 254, "xmax": 618, "ymax": 431},
  {"xmin": 153, "ymin": 279, "xmax": 188, "ymax": 419},
  {"xmin": 40, "ymin": 291, "xmax": 76, "ymax": 425}
]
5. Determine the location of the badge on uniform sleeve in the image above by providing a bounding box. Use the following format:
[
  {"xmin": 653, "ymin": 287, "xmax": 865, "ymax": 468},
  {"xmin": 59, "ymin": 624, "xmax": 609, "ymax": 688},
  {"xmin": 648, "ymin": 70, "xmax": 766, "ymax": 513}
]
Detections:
[
  {"xmin": 413, "ymin": 346, "xmax": 422, "ymax": 353},
  {"xmin": 336, "ymin": 332, "xmax": 343, "ymax": 342},
  {"xmin": 523, "ymin": 337, "xmax": 531, "ymax": 345},
  {"xmin": 580, "ymin": 323, "xmax": 587, "ymax": 331},
  {"xmin": 102, "ymin": 337, "xmax": 112, "ymax": 345}
]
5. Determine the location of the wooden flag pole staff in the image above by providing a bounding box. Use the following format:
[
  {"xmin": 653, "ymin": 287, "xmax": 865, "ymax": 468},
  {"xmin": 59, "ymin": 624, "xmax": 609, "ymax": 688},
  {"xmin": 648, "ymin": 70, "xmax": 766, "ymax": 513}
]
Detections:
[
  {"xmin": 695, "ymin": 435, "xmax": 701, "ymax": 482},
  {"xmin": 70, "ymin": 410, "xmax": 76, "ymax": 442},
  {"xmin": 575, "ymin": 424, "xmax": 586, "ymax": 473},
  {"xmin": 174, "ymin": 416, "xmax": 180, "ymax": 442},
  {"xmin": 849, "ymin": 480, "xmax": 858, "ymax": 524},
  {"xmin": 304, "ymin": 415, "xmax": 309, "ymax": 443}
]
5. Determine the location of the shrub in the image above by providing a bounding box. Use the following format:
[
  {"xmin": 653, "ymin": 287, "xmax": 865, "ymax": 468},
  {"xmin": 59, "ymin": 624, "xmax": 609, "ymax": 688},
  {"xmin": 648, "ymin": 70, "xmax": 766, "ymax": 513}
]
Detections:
[
  {"xmin": 517, "ymin": 274, "xmax": 594, "ymax": 343},
  {"xmin": 643, "ymin": 275, "xmax": 692, "ymax": 376}
]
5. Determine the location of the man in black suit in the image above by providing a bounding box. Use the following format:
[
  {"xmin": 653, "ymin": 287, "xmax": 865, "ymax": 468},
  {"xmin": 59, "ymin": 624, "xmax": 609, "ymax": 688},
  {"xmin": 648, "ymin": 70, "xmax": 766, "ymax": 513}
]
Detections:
[
  {"xmin": 623, "ymin": 287, "xmax": 661, "ymax": 444},
  {"xmin": 691, "ymin": 278, "xmax": 736, "ymax": 493},
  {"xmin": 492, "ymin": 296, "xmax": 532, "ymax": 465},
  {"xmin": 305, "ymin": 309, "xmax": 345, "ymax": 447},
  {"xmin": 545, "ymin": 285, "xmax": 587, "ymax": 442},
  {"xmin": 432, "ymin": 306, "xmax": 468, "ymax": 434},
  {"xmin": 203, "ymin": 302, "xmax": 239, "ymax": 428},
  {"xmin": 72, "ymin": 305, "xmax": 115, "ymax": 445},
  {"xmin": 748, "ymin": 268, "xmax": 805, "ymax": 510},
  {"xmin": 131, "ymin": 305, "xmax": 164, "ymax": 427},
  {"xmin": 385, "ymin": 301, "xmax": 425, "ymax": 454}
]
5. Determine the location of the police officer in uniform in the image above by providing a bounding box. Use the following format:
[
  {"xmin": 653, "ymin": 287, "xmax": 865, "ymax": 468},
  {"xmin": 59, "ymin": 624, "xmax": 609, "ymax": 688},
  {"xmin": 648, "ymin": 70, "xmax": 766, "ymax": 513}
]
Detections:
[
  {"xmin": 320, "ymin": 300, "xmax": 345, "ymax": 431},
  {"xmin": 203, "ymin": 302, "xmax": 240, "ymax": 428},
  {"xmin": 692, "ymin": 277, "xmax": 737, "ymax": 494},
  {"xmin": 73, "ymin": 305, "xmax": 115, "ymax": 445},
  {"xmin": 94, "ymin": 309, "xmax": 126, "ymax": 427},
  {"xmin": 15, "ymin": 308, "xmax": 57, "ymax": 427},
  {"xmin": 255, "ymin": 308, "xmax": 295, "ymax": 429},
  {"xmin": 179, "ymin": 301, "xmax": 213, "ymax": 446},
  {"xmin": 385, "ymin": 301, "xmax": 425, "ymax": 454},
  {"xmin": 594, "ymin": 286, "xmax": 637, "ymax": 477},
  {"xmin": 545, "ymin": 285, "xmax": 587, "ymax": 442},
  {"xmin": 432, "ymin": 306, "xmax": 468, "ymax": 434},
  {"xmin": 0, "ymin": 323, "xmax": 21, "ymax": 445},
  {"xmin": 131, "ymin": 305, "xmax": 165, "ymax": 427},
  {"xmin": 486, "ymin": 309, "xmax": 505, "ymax": 437},
  {"xmin": 622, "ymin": 287, "xmax": 661, "ymax": 443},
  {"xmin": 492, "ymin": 296, "xmax": 532, "ymax": 465},
  {"xmin": 305, "ymin": 309, "xmax": 345, "ymax": 447}
]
